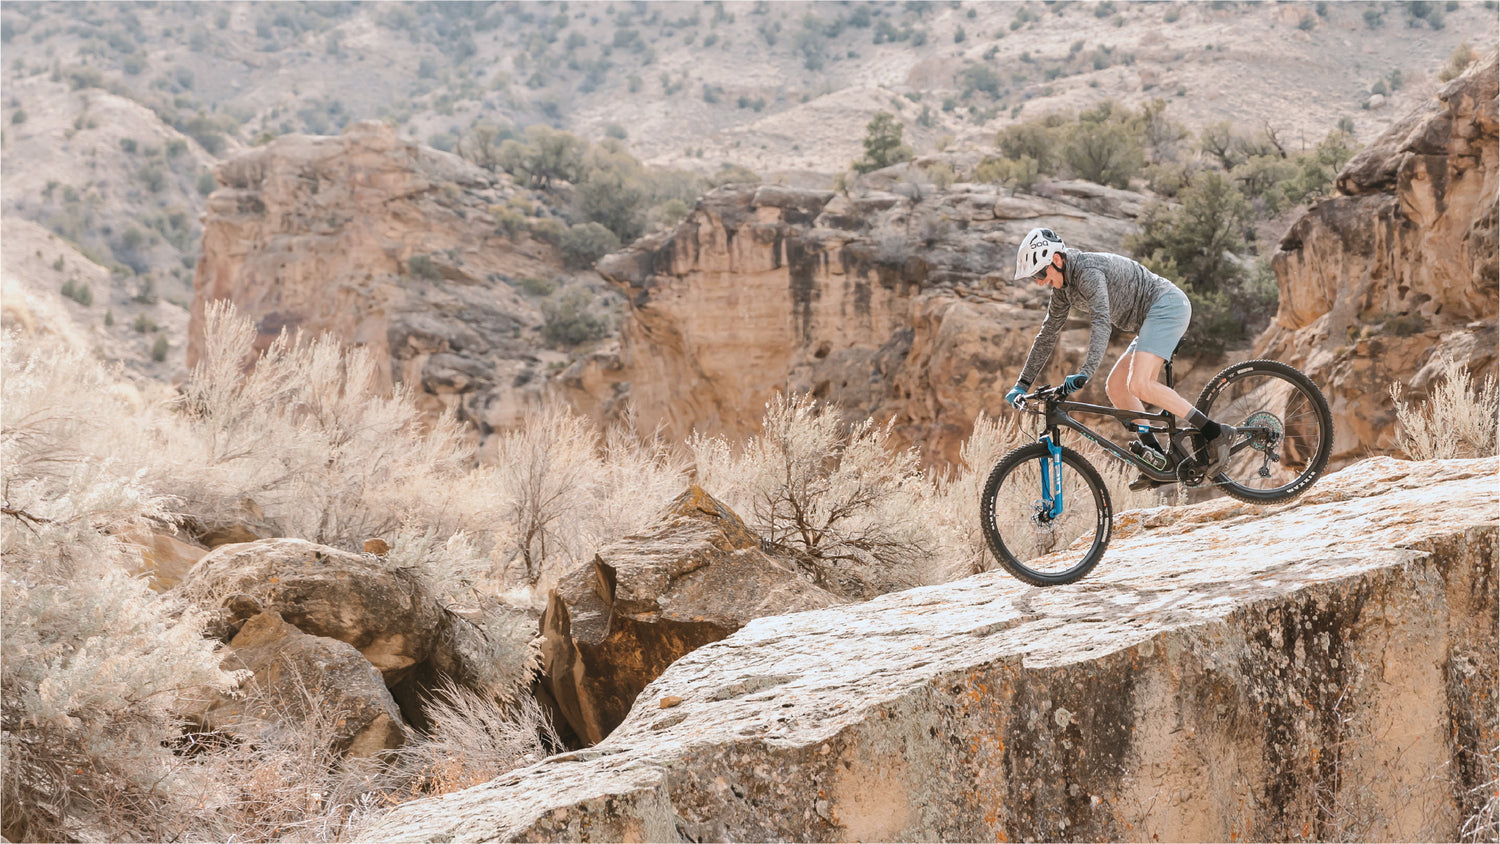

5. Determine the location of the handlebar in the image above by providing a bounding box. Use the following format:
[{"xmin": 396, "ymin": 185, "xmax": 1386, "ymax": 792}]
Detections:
[{"xmin": 1015, "ymin": 384, "xmax": 1063, "ymax": 411}]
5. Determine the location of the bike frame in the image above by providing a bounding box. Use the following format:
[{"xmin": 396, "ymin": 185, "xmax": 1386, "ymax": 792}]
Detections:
[{"xmin": 1039, "ymin": 398, "xmax": 1186, "ymax": 483}]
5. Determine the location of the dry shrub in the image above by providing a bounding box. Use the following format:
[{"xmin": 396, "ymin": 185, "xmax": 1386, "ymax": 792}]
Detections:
[
  {"xmin": 1389, "ymin": 357, "xmax": 1499, "ymax": 460},
  {"xmin": 691, "ymin": 393, "xmax": 948, "ymax": 594},
  {"xmin": 378, "ymin": 681, "xmax": 558, "ymax": 799},
  {"xmin": 490, "ymin": 403, "xmax": 688, "ymax": 592},
  {"xmin": 162, "ymin": 301, "xmax": 477, "ymax": 548},
  {"xmin": 1, "ymin": 335, "xmax": 240, "ymax": 843},
  {"xmin": 930, "ymin": 411, "xmax": 1026, "ymax": 575}
]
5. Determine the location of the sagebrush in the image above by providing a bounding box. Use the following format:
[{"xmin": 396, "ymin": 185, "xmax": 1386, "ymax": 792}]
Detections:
[{"xmin": 1389, "ymin": 357, "xmax": 1499, "ymax": 460}]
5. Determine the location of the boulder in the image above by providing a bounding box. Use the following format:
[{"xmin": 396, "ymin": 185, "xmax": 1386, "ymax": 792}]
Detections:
[
  {"xmin": 539, "ymin": 486, "xmax": 841, "ymax": 744},
  {"xmin": 1261, "ymin": 53, "xmax": 1498, "ymax": 462},
  {"xmin": 191, "ymin": 610, "xmax": 407, "ymax": 759},
  {"xmin": 177, "ymin": 538, "xmax": 443, "ymax": 682},
  {"xmin": 362, "ymin": 457, "xmax": 1498, "ymax": 842},
  {"xmin": 117, "ymin": 526, "xmax": 207, "ymax": 592}
]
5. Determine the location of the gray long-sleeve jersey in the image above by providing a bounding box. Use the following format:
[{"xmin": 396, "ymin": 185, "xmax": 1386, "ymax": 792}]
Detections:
[{"xmin": 1016, "ymin": 249, "xmax": 1178, "ymax": 387}]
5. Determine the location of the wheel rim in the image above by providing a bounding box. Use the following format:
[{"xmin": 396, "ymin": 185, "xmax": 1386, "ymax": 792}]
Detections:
[
  {"xmin": 986, "ymin": 455, "xmax": 1105, "ymax": 578},
  {"xmin": 1209, "ymin": 373, "xmax": 1327, "ymax": 494}
]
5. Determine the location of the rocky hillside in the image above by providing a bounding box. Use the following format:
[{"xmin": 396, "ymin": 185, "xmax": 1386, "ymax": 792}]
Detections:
[
  {"xmin": 361, "ymin": 456, "xmax": 1498, "ymax": 843},
  {"xmin": 1260, "ymin": 52, "xmax": 1498, "ymax": 462},
  {"xmin": 1, "ymin": 1, "xmax": 1486, "ymax": 323},
  {"xmin": 188, "ymin": 120, "xmax": 610, "ymax": 445}
]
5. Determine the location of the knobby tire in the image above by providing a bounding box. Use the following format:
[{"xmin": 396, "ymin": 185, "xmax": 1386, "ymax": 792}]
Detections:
[{"xmin": 980, "ymin": 442, "xmax": 1112, "ymax": 587}]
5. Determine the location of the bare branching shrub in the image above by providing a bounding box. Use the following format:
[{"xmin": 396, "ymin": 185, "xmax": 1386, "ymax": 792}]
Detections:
[
  {"xmin": 2, "ymin": 336, "xmax": 239, "ymax": 843},
  {"xmin": 1389, "ymin": 358, "xmax": 1499, "ymax": 460},
  {"xmin": 491, "ymin": 403, "xmax": 687, "ymax": 591},
  {"xmin": 492, "ymin": 402, "xmax": 608, "ymax": 584},
  {"xmin": 691, "ymin": 393, "xmax": 945, "ymax": 594}
]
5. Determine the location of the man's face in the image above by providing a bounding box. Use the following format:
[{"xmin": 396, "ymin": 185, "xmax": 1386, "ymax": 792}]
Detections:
[{"xmin": 1034, "ymin": 254, "xmax": 1063, "ymax": 288}]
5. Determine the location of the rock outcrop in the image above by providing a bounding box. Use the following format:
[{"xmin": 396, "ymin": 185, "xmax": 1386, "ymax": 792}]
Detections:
[
  {"xmin": 177, "ymin": 536, "xmax": 544, "ymax": 746},
  {"xmin": 191, "ymin": 610, "xmax": 408, "ymax": 759},
  {"xmin": 588, "ymin": 176, "xmax": 1224, "ymax": 467},
  {"xmin": 540, "ymin": 486, "xmax": 842, "ymax": 745},
  {"xmin": 1260, "ymin": 54, "xmax": 1498, "ymax": 461},
  {"xmin": 179, "ymin": 538, "xmax": 443, "ymax": 682},
  {"xmin": 189, "ymin": 121, "xmax": 573, "ymax": 447},
  {"xmin": 362, "ymin": 457, "xmax": 1498, "ymax": 842}
]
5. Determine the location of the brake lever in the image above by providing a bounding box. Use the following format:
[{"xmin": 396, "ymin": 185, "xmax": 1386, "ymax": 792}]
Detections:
[{"xmin": 1018, "ymin": 384, "xmax": 1056, "ymax": 411}]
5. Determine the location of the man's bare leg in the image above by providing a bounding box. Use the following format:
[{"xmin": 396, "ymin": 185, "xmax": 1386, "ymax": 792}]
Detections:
[{"xmin": 1107, "ymin": 351, "xmax": 1194, "ymax": 424}]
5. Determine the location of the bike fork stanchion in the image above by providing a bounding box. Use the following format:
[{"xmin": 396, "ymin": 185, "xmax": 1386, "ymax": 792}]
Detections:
[{"xmin": 1040, "ymin": 434, "xmax": 1064, "ymax": 518}]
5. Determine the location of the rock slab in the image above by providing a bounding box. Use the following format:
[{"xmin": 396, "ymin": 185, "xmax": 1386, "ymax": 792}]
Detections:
[{"xmin": 362, "ymin": 457, "xmax": 1498, "ymax": 842}]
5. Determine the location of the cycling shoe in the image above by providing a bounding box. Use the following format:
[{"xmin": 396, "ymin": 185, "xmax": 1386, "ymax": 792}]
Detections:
[{"xmin": 1203, "ymin": 425, "xmax": 1238, "ymax": 477}]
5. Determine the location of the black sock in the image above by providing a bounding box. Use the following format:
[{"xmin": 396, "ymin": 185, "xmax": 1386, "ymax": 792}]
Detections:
[
  {"xmin": 1187, "ymin": 409, "xmax": 1221, "ymax": 440},
  {"xmin": 1135, "ymin": 425, "xmax": 1163, "ymax": 453}
]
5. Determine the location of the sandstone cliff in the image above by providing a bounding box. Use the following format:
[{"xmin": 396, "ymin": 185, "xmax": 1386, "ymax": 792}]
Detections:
[
  {"xmin": 587, "ymin": 177, "xmax": 1218, "ymax": 466},
  {"xmin": 361, "ymin": 456, "xmax": 1497, "ymax": 842},
  {"xmin": 1260, "ymin": 54, "xmax": 1498, "ymax": 462},
  {"xmin": 189, "ymin": 121, "xmax": 574, "ymax": 446}
]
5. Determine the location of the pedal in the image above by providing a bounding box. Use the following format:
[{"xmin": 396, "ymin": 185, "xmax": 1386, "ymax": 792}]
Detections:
[{"xmin": 1128, "ymin": 474, "xmax": 1167, "ymax": 492}]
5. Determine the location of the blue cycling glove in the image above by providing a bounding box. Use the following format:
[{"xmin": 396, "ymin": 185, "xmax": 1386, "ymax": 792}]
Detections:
[
  {"xmin": 1005, "ymin": 382, "xmax": 1029, "ymax": 410},
  {"xmin": 1058, "ymin": 373, "xmax": 1089, "ymax": 397}
]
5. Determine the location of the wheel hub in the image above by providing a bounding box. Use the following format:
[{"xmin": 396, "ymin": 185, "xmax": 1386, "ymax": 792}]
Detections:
[{"xmin": 1029, "ymin": 501, "xmax": 1058, "ymax": 532}]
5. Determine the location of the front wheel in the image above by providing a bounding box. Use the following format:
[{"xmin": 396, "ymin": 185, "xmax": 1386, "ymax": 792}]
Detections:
[
  {"xmin": 980, "ymin": 442, "xmax": 1113, "ymax": 586},
  {"xmin": 1195, "ymin": 359, "xmax": 1334, "ymax": 504}
]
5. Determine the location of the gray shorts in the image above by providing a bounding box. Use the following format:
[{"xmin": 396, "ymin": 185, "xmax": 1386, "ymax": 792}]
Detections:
[{"xmin": 1125, "ymin": 286, "xmax": 1192, "ymax": 361}]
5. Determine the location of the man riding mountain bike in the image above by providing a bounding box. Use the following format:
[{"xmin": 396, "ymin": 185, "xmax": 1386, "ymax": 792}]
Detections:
[{"xmin": 1003, "ymin": 227, "xmax": 1235, "ymax": 489}]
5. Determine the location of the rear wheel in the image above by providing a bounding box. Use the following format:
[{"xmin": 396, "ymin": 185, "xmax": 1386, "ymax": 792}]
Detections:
[
  {"xmin": 980, "ymin": 442, "xmax": 1112, "ymax": 586},
  {"xmin": 1195, "ymin": 360, "xmax": 1333, "ymax": 504}
]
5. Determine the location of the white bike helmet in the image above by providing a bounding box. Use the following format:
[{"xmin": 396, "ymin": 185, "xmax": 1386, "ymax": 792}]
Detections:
[{"xmin": 1014, "ymin": 227, "xmax": 1065, "ymax": 280}]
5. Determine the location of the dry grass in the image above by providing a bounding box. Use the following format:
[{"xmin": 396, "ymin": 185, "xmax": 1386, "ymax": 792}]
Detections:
[{"xmin": 1389, "ymin": 357, "xmax": 1499, "ymax": 460}]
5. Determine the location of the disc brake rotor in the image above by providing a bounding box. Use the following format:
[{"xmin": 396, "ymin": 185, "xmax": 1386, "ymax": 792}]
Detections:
[{"xmin": 1030, "ymin": 501, "xmax": 1058, "ymax": 533}]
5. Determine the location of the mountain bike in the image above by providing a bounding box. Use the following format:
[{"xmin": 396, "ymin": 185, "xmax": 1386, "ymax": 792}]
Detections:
[{"xmin": 980, "ymin": 358, "xmax": 1333, "ymax": 586}]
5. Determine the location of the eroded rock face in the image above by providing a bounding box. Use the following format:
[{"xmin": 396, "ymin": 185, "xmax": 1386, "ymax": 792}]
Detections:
[
  {"xmin": 362, "ymin": 457, "xmax": 1498, "ymax": 842},
  {"xmin": 540, "ymin": 486, "xmax": 841, "ymax": 744},
  {"xmin": 193, "ymin": 610, "xmax": 407, "ymax": 759},
  {"xmin": 178, "ymin": 537, "xmax": 442, "ymax": 682},
  {"xmin": 1261, "ymin": 54, "xmax": 1498, "ymax": 461},
  {"xmin": 189, "ymin": 120, "xmax": 569, "ymax": 444},
  {"xmin": 587, "ymin": 177, "xmax": 1220, "ymax": 467}
]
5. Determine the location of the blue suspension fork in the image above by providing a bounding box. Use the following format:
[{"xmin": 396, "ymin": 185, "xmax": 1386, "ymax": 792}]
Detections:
[{"xmin": 1038, "ymin": 433, "xmax": 1064, "ymax": 519}]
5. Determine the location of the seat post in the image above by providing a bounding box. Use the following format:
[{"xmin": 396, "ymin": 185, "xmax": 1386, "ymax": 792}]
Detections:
[{"xmin": 1163, "ymin": 338, "xmax": 1183, "ymax": 389}]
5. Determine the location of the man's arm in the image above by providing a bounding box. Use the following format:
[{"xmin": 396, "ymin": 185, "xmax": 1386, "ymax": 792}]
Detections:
[
  {"xmin": 1016, "ymin": 290, "xmax": 1071, "ymax": 387},
  {"xmin": 1075, "ymin": 268, "xmax": 1112, "ymax": 380}
]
